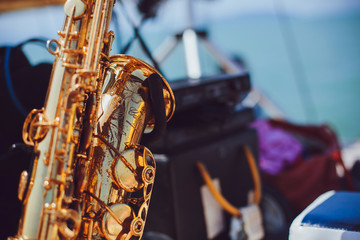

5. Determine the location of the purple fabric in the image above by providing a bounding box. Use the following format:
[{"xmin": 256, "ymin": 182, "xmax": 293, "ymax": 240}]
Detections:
[{"xmin": 251, "ymin": 120, "xmax": 303, "ymax": 175}]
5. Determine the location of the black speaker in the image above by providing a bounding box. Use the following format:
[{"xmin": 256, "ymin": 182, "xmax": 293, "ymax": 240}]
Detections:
[
  {"xmin": 145, "ymin": 126, "xmax": 258, "ymax": 240},
  {"xmin": 143, "ymin": 70, "xmax": 257, "ymax": 239}
]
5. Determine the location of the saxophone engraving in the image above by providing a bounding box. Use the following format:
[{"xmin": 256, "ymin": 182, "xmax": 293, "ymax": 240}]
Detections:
[{"xmin": 10, "ymin": 0, "xmax": 175, "ymax": 239}]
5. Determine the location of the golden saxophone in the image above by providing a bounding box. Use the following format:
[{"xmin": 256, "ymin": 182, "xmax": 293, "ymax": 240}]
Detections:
[{"xmin": 9, "ymin": 0, "xmax": 175, "ymax": 239}]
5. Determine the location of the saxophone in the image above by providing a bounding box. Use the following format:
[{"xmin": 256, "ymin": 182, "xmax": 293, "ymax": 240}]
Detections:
[{"xmin": 9, "ymin": 0, "xmax": 175, "ymax": 239}]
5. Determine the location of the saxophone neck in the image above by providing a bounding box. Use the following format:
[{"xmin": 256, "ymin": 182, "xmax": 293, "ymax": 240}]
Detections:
[{"xmin": 82, "ymin": 0, "xmax": 115, "ymax": 73}]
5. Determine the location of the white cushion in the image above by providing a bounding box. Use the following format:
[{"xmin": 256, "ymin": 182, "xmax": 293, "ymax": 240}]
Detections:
[{"xmin": 289, "ymin": 191, "xmax": 360, "ymax": 240}]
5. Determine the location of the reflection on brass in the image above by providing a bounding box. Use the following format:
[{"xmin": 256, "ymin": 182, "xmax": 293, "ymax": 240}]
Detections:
[
  {"xmin": 9, "ymin": 0, "xmax": 175, "ymax": 239},
  {"xmin": 17, "ymin": 171, "xmax": 28, "ymax": 201}
]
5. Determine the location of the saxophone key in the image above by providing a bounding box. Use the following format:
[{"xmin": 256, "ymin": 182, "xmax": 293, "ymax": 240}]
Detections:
[
  {"xmin": 111, "ymin": 148, "xmax": 145, "ymax": 192},
  {"xmin": 101, "ymin": 203, "xmax": 134, "ymax": 240},
  {"xmin": 64, "ymin": 0, "xmax": 86, "ymax": 18}
]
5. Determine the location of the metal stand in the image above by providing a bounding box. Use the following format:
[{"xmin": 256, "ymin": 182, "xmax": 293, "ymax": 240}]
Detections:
[
  {"xmin": 152, "ymin": 29, "xmax": 245, "ymax": 79},
  {"xmin": 152, "ymin": 0, "xmax": 244, "ymax": 79},
  {"xmin": 119, "ymin": 0, "xmax": 285, "ymax": 118}
]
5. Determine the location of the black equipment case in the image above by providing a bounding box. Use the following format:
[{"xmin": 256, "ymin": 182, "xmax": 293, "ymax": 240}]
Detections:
[{"xmin": 143, "ymin": 73, "xmax": 259, "ymax": 240}]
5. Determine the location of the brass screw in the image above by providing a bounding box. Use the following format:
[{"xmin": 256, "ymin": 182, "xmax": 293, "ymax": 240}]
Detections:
[
  {"xmin": 145, "ymin": 169, "xmax": 154, "ymax": 181},
  {"xmin": 133, "ymin": 220, "xmax": 143, "ymax": 234},
  {"xmin": 88, "ymin": 211, "xmax": 96, "ymax": 218},
  {"xmin": 44, "ymin": 180, "xmax": 51, "ymax": 190}
]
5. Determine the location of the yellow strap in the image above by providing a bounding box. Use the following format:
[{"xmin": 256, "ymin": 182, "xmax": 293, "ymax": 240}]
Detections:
[
  {"xmin": 196, "ymin": 161, "xmax": 241, "ymax": 217},
  {"xmin": 196, "ymin": 145, "xmax": 262, "ymax": 217},
  {"xmin": 244, "ymin": 145, "xmax": 262, "ymax": 205}
]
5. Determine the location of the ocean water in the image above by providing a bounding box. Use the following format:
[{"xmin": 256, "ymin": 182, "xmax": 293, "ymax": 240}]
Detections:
[
  {"xmin": 1, "ymin": 6, "xmax": 359, "ymax": 144},
  {"xmin": 125, "ymin": 13, "xmax": 360, "ymax": 144},
  {"xmin": 208, "ymin": 14, "xmax": 360, "ymax": 144}
]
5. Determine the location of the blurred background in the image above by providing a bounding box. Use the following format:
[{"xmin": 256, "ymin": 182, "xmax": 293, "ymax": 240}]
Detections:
[
  {"xmin": 1, "ymin": 0, "xmax": 360, "ymax": 145},
  {"xmin": 1, "ymin": 0, "xmax": 360, "ymax": 239},
  {"xmin": 0, "ymin": 0, "xmax": 360, "ymax": 144}
]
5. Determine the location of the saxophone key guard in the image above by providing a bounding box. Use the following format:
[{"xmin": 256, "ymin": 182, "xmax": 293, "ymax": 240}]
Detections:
[{"xmin": 22, "ymin": 108, "xmax": 50, "ymax": 146}]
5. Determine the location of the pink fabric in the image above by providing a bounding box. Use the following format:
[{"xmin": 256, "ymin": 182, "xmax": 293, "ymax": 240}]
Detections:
[{"xmin": 251, "ymin": 120, "xmax": 303, "ymax": 175}]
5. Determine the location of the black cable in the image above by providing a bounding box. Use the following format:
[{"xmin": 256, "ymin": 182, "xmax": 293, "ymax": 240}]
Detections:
[
  {"xmin": 17, "ymin": 38, "xmax": 47, "ymax": 48},
  {"xmin": 4, "ymin": 47, "xmax": 27, "ymax": 117},
  {"xmin": 273, "ymin": 0, "xmax": 318, "ymax": 122},
  {"xmin": 117, "ymin": 0, "xmax": 163, "ymax": 75},
  {"xmin": 120, "ymin": 17, "xmax": 146, "ymax": 54},
  {"xmin": 3, "ymin": 38, "xmax": 48, "ymax": 117}
]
